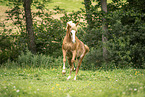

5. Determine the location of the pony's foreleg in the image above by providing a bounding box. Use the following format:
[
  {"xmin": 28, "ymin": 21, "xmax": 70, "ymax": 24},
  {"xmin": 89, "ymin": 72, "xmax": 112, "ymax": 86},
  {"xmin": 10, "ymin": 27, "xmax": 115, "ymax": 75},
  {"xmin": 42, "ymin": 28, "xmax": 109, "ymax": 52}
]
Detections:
[
  {"xmin": 62, "ymin": 50, "xmax": 66, "ymax": 74},
  {"xmin": 67, "ymin": 50, "xmax": 76, "ymax": 80}
]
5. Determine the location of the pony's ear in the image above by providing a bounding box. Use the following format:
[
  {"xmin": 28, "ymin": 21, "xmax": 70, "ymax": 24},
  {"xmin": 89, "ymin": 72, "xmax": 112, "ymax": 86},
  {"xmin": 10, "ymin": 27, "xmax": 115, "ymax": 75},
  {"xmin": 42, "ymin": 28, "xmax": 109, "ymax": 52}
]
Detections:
[
  {"xmin": 67, "ymin": 24, "xmax": 71, "ymax": 30},
  {"xmin": 76, "ymin": 22, "xmax": 79, "ymax": 26}
]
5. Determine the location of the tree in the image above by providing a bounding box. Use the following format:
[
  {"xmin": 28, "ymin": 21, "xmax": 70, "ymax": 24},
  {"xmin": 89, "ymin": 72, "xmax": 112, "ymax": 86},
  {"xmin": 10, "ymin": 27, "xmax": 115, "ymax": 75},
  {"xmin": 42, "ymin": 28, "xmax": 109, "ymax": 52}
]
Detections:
[
  {"xmin": 101, "ymin": 0, "xmax": 108, "ymax": 60},
  {"xmin": 23, "ymin": 0, "xmax": 36, "ymax": 54}
]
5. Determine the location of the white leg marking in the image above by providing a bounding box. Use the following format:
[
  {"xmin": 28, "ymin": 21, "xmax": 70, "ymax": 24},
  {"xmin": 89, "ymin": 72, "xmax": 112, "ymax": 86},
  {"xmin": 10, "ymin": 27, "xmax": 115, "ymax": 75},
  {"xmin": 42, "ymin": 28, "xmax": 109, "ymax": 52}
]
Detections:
[
  {"xmin": 62, "ymin": 62, "xmax": 66, "ymax": 74},
  {"xmin": 63, "ymin": 62, "xmax": 65, "ymax": 70},
  {"xmin": 62, "ymin": 69, "xmax": 66, "ymax": 73},
  {"xmin": 67, "ymin": 76, "xmax": 71, "ymax": 80},
  {"xmin": 74, "ymin": 76, "xmax": 76, "ymax": 80}
]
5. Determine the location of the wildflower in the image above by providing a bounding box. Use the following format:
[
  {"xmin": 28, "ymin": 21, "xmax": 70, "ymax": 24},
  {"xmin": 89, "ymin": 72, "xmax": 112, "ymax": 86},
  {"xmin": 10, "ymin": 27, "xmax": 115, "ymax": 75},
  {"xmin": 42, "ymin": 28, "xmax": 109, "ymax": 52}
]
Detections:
[
  {"xmin": 52, "ymin": 91, "xmax": 54, "ymax": 93},
  {"xmin": 59, "ymin": 88, "xmax": 61, "ymax": 90},
  {"xmin": 56, "ymin": 84, "xmax": 59, "ymax": 86},
  {"xmin": 135, "ymin": 71, "xmax": 138, "ymax": 75},
  {"xmin": 16, "ymin": 90, "xmax": 20, "ymax": 92},
  {"xmin": 13, "ymin": 86, "xmax": 16, "ymax": 88},
  {"xmin": 52, "ymin": 87, "xmax": 55, "ymax": 90},
  {"xmin": 134, "ymin": 88, "xmax": 137, "ymax": 91}
]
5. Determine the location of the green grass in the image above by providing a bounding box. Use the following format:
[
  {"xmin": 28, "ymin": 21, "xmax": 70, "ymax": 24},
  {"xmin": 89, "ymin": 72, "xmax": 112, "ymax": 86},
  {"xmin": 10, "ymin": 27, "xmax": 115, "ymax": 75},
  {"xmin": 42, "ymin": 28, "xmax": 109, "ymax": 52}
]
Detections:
[
  {"xmin": 0, "ymin": 67, "xmax": 145, "ymax": 97},
  {"xmin": 46, "ymin": 0, "xmax": 114, "ymax": 12},
  {"xmin": 46, "ymin": 0, "xmax": 84, "ymax": 12}
]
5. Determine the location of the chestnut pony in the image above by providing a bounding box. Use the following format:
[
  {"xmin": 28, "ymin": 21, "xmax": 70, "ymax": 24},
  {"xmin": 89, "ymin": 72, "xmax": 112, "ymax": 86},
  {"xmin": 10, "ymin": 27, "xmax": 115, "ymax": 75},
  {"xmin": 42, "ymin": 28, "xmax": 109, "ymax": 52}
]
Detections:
[{"xmin": 62, "ymin": 21, "xmax": 89, "ymax": 80}]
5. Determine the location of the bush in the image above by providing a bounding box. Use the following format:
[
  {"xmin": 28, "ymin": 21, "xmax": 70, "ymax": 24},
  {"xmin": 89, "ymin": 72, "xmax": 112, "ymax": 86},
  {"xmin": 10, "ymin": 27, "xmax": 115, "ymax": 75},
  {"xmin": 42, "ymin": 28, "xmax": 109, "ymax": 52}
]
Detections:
[{"xmin": 2, "ymin": 49, "xmax": 63, "ymax": 69}]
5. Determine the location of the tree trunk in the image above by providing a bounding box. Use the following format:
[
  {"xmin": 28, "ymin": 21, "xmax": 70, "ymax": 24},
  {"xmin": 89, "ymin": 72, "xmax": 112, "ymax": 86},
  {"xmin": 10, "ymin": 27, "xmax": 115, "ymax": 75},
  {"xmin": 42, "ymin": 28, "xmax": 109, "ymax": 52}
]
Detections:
[
  {"xmin": 84, "ymin": 0, "xmax": 93, "ymax": 28},
  {"xmin": 101, "ymin": 0, "xmax": 108, "ymax": 60},
  {"xmin": 23, "ymin": 0, "xmax": 36, "ymax": 54}
]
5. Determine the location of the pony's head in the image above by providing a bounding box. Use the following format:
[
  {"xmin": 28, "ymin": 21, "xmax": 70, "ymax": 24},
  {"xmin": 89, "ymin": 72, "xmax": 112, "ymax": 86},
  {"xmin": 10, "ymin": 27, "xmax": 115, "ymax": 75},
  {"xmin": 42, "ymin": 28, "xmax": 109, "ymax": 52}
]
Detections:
[{"xmin": 66, "ymin": 21, "xmax": 79, "ymax": 43}]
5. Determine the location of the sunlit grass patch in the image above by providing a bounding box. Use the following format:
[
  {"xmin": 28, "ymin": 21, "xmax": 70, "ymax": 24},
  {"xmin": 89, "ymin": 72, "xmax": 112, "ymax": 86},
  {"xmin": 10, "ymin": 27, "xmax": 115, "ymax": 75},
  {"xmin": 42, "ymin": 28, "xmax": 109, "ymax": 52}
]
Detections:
[{"xmin": 46, "ymin": 0, "xmax": 84, "ymax": 12}]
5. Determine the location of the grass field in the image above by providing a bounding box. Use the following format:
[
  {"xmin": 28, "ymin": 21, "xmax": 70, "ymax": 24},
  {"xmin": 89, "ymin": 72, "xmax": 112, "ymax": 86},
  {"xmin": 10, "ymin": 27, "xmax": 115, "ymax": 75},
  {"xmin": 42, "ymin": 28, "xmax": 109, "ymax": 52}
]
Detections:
[{"xmin": 0, "ymin": 67, "xmax": 145, "ymax": 97}]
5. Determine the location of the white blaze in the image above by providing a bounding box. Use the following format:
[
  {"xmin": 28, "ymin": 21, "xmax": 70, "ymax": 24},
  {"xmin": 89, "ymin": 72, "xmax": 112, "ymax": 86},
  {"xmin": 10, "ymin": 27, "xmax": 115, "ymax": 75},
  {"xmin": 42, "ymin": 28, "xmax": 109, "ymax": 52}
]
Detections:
[{"xmin": 71, "ymin": 30, "xmax": 76, "ymax": 43}]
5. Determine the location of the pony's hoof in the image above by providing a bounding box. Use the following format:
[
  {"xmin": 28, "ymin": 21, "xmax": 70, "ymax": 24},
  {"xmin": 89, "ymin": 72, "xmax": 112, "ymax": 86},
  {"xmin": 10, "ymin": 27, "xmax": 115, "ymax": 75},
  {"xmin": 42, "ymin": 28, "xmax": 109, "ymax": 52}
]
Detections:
[
  {"xmin": 74, "ymin": 76, "xmax": 76, "ymax": 80},
  {"xmin": 62, "ymin": 70, "xmax": 66, "ymax": 75},
  {"xmin": 67, "ymin": 76, "xmax": 71, "ymax": 80},
  {"xmin": 74, "ymin": 78, "xmax": 76, "ymax": 80}
]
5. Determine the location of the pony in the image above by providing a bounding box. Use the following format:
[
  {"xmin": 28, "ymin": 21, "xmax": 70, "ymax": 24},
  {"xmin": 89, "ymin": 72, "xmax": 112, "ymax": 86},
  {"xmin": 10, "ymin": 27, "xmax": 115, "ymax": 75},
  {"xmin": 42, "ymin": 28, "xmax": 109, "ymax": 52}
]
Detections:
[{"xmin": 62, "ymin": 21, "xmax": 89, "ymax": 80}]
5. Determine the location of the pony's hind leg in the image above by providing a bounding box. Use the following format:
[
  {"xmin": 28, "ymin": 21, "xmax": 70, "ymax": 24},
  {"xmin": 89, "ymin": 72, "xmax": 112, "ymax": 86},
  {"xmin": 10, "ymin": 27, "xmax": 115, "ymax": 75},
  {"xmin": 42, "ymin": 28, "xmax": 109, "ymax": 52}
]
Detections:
[{"xmin": 74, "ymin": 53, "xmax": 85, "ymax": 80}]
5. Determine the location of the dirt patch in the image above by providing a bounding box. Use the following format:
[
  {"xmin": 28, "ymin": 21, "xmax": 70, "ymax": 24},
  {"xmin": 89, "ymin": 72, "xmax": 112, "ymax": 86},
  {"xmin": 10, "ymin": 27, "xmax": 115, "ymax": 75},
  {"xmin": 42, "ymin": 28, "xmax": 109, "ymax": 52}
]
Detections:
[{"xmin": 0, "ymin": 5, "xmax": 8, "ymax": 23}]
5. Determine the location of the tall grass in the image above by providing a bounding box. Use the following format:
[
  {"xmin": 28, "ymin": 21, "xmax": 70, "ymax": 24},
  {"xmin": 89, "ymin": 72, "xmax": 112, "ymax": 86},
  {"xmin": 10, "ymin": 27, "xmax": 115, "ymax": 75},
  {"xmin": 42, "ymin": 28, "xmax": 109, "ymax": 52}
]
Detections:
[{"xmin": 1, "ymin": 49, "xmax": 63, "ymax": 69}]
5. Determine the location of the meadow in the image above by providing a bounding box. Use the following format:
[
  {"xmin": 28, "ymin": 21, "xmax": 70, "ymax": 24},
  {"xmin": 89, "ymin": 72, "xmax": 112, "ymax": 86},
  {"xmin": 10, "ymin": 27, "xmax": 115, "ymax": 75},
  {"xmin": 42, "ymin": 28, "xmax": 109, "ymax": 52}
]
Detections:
[{"xmin": 0, "ymin": 66, "xmax": 145, "ymax": 97}]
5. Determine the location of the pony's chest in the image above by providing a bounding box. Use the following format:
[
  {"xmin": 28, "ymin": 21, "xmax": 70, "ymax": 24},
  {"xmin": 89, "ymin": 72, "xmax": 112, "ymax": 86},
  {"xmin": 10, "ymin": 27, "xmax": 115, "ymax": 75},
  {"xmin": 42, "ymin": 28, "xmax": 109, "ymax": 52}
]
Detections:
[{"xmin": 63, "ymin": 43, "xmax": 76, "ymax": 51}]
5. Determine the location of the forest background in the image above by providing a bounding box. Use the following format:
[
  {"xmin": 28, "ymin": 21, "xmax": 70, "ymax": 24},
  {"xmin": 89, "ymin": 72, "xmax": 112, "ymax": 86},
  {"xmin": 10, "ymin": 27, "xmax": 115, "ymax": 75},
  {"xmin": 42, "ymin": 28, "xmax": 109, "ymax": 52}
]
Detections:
[{"xmin": 0, "ymin": 0, "xmax": 145, "ymax": 70}]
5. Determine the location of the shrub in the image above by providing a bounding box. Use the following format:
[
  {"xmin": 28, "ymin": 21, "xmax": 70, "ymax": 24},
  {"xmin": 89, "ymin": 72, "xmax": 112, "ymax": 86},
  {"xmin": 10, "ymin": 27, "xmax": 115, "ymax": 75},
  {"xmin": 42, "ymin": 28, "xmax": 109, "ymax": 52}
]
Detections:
[{"xmin": 1, "ymin": 49, "xmax": 63, "ymax": 69}]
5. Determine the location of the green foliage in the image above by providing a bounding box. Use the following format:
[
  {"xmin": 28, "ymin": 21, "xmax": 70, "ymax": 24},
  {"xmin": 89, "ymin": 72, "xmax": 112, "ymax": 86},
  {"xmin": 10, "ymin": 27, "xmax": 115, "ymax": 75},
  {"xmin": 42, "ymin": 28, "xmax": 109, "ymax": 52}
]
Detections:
[
  {"xmin": 0, "ymin": 33, "xmax": 21, "ymax": 64},
  {"xmin": 81, "ymin": 0, "xmax": 145, "ymax": 69},
  {"xmin": 15, "ymin": 49, "xmax": 62, "ymax": 68},
  {"xmin": 33, "ymin": 18, "xmax": 65, "ymax": 56},
  {"xmin": 82, "ymin": 47, "xmax": 102, "ymax": 70},
  {"xmin": 106, "ymin": 8, "xmax": 145, "ymax": 68},
  {"xmin": 127, "ymin": 0, "xmax": 145, "ymax": 12}
]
